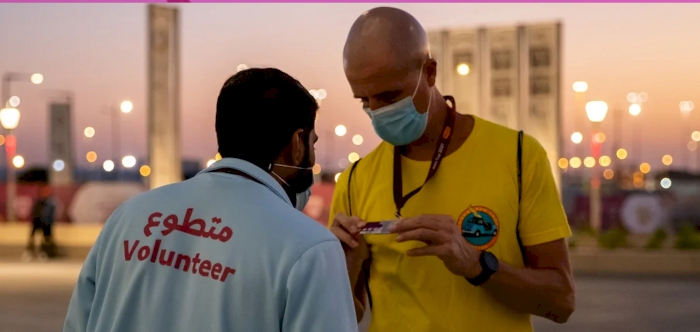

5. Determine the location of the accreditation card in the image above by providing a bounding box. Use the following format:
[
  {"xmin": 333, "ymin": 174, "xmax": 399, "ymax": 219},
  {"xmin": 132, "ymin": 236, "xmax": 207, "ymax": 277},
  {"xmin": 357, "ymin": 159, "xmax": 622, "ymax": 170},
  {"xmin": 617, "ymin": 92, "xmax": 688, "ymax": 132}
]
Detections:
[{"xmin": 359, "ymin": 220, "xmax": 399, "ymax": 235}]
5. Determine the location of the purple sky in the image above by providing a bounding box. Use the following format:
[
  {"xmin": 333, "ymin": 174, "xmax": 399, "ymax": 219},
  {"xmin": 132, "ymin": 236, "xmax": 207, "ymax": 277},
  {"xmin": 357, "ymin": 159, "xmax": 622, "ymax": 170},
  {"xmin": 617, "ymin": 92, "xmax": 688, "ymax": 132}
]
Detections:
[{"xmin": 1, "ymin": 4, "xmax": 700, "ymax": 172}]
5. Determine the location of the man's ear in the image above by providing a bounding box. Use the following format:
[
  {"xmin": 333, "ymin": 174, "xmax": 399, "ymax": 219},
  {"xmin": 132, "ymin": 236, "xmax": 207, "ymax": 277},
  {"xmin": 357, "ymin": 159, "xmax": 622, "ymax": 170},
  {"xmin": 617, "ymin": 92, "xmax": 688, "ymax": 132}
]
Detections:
[
  {"xmin": 426, "ymin": 58, "xmax": 438, "ymax": 88},
  {"xmin": 291, "ymin": 128, "xmax": 305, "ymax": 166}
]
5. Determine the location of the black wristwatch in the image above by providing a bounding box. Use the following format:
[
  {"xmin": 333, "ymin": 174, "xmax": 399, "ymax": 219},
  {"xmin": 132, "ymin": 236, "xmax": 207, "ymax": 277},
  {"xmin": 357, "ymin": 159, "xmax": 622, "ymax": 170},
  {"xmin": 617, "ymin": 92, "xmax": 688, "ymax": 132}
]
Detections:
[{"xmin": 467, "ymin": 251, "xmax": 499, "ymax": 286}]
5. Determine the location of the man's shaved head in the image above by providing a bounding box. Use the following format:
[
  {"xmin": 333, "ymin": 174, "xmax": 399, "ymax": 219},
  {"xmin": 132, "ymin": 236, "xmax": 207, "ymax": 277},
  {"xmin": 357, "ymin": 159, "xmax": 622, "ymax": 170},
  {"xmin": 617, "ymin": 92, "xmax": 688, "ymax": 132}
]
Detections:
[{"xmin": 343, "ymin": 7, "xmax": 430, "ymax": 78}]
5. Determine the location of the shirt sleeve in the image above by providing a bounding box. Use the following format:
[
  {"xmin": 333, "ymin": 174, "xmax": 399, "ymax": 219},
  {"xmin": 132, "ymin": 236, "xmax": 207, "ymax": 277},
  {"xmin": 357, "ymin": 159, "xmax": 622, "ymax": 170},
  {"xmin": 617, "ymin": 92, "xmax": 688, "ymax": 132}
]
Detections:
[
  {"xmin": 63, "ymin": 237, "xmax": 100, "ymax": 332},
  {"xmin": 282, "ymin": 240, "xmax": 358, "ymax": 332},
  {"xmin": 518, "ymin": 134, "xmax": 572, "ymax": 246}
]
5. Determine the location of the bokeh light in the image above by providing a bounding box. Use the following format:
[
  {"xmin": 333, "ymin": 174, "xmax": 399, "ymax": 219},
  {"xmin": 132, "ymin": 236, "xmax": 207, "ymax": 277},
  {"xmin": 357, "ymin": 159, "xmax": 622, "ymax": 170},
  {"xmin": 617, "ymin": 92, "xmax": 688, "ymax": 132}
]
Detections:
[
  {"xmin": 688, "ymin": 141, "xmax": 698, "ymax": 152},
  {"xmin": 660, "ymin": 178, "xmax": 672, "ymax": 189},
  {"xmin": 52, "ymin": 159, "xmax": 65, "ymax": 172},
  {"xmin": 639, "ymin": 162, "xmax": 651, "ymax": 174},
  {"xmin": 12, "ymin": 155, "xmax": 24, "ymax": 168},
  {"xmin": 86, "ymin": 151, "xmax": 97, "ymax": 163},
  {"xmin": 692, "ymin": 131, "xmax": 700, "ymax": 142},
  {"xmin": 599, "ymin": 155, "xmax": 612, "ymax": 167},
  {"xmin": 603, "ymin": 169, "xmax": 614, "ymax": 180},
  {"xmin": 84, "ymin": 126, "xmax": 95, "ymax": 138},
  {"xmin": 120, "ymin": 101, "xmax": 133, "ymax": 113},
  {"xmin": 335, "ymin": 125, "xmax": 347, "ymax": 137},
  {"xmin": 558, "ymin": 158, "xmax": 569, "ymax": 169},
  {"xmin": 348, "ymin": 152, "xmax": 360, "ymax": 163},
  {"xmin": 629, "ymin": 103, "xmax": 641, "ymax": 116},
  {"xmin": 572, "ymin": 81, "xmax": 588, "ymax": 93},
  {"xmin": 312, "ymin": 163, "xmax": 322, "ymax": 175},
  {"xmin": 352, "ymin": 134, "xmax": 364, "ymax": 146},
  {"xmin": 584, "ymin": 157, "xmax": 596, "ymax": 168},
  {"xmin": 206, "ymin": 159, "xmax": 216, "ymax": 167},
  {"xmin": 122, "ymin": 155, "xmax": 136, "ymax": 168},
  {"xmin": 662, "ymin": 155, "xmax": 673, "ymax": 166},
  {"xmin": 569, "ymin": 157, "xmax": 582, "ymax": 169},
  {"xmin": 103, "ymin": 160, "xmax": 115, "ymax": 172},
  {"xmin": 571, "ymin": 132, "xmax": 583, "ymax": 144},
  {"xmin": 334, "ymin": 172, "xmax": 341, "ymax": 182},
  {"xmin": 456, "ymin": 63, "xmax": 470, "ymax": 76},
  {"xmin": 594, "ymin": 132, "xmax": 606, "ymax": 143},
  {"xmin": 140, "ymin": 165, "xmax": 151, "ymax": 177},
  {"xmin": 30, "ymin": 73, "xmax": 43, "ymax": 84},
  {"xmin": 616, "ymin": 148, "xmax": 628, "ymax": 160}
]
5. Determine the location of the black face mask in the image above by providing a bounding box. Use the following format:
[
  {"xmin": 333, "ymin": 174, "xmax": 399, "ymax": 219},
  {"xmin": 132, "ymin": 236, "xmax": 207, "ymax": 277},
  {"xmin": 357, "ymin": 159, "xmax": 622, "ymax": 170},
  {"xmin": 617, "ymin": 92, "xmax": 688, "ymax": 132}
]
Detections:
[{"xmin": 271, "ymin": 139, "xmax": 314, "ymax": 208}]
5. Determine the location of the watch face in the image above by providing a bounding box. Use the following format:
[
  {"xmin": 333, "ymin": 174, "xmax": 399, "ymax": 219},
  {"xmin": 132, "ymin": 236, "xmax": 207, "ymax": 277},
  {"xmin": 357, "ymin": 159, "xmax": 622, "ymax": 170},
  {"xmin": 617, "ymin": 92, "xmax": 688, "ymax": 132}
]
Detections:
[{"xmin": 483, "ymin": 251, "xmax": 499, "ymax": 272}]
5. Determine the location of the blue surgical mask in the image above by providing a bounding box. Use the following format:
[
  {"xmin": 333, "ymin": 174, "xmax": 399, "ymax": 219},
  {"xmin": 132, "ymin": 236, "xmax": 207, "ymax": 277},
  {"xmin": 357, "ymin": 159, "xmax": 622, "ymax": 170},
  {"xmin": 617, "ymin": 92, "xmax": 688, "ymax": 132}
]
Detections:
[
  {"xmin": 272, "ymin": 164, "xmax": 314, "ymax": 212},
  {"xmin": 294, "ymin": 187, "xmax": 312, "ymax": 212},
  {"xmin": 363, "ymin": 69, "xmax": 433, "ymax": 146}
]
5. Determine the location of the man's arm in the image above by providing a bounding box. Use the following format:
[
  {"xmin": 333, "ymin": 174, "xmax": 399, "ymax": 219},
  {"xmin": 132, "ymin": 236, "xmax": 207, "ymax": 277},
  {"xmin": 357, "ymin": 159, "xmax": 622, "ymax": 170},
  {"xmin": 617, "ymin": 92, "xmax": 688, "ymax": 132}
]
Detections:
[
  {"xmin": 328, "ymin": 170, "xmax": 370, "ymax": 322},
  {"xmin": 63, "ymin": 242, "xmax": 99, "ymax": 331},
  {"xmin": 482, "ymin": 134, "xmax": 575, "ymax": 322},
  {"xmin": 482, "ymin": 239, "xmax": 575, "ymax": 323},
  {"xmin": 282, "ymin": 240, "xmax": 358, "ymax": 332}
]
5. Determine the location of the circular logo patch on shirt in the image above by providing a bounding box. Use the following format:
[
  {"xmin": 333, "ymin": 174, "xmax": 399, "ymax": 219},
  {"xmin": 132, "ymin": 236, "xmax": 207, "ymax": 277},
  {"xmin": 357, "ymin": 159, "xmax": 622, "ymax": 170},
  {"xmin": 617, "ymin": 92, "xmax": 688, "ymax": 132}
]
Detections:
[{"xmin": 457, "ymin": 206, "xmax": 499, "ymax": 250}]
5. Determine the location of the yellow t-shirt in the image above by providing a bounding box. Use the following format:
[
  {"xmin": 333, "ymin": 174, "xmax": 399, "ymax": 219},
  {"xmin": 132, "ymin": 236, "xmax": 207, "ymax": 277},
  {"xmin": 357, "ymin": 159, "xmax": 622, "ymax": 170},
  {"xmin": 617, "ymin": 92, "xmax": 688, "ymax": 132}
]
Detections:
[{"xmin": 329, "ymin": 116, "xmax": 571, "ymax": 332}]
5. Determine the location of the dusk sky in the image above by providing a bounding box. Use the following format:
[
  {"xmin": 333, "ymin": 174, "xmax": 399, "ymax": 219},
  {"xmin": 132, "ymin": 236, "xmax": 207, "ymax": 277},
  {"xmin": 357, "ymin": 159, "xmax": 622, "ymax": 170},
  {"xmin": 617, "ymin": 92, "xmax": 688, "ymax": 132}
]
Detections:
[{"xmin": 1, "ymin": 4, "xmax": 699, "ymax": 172}]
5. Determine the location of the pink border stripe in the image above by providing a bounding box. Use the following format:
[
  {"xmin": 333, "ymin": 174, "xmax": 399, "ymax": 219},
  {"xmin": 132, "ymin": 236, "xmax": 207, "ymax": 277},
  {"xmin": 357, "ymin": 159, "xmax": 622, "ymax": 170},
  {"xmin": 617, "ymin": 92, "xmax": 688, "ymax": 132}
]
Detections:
[{"xmin": 2, "ymin": 0, "xmax": 699, "ymax": 3}]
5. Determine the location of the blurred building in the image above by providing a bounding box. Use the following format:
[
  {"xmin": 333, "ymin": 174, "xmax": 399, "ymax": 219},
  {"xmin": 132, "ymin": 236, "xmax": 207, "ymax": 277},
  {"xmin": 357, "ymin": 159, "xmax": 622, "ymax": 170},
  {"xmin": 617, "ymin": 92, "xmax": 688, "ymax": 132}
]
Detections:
[{"xmin": 428, "ymin": 22, "xmax": 563, "ymax": 189}]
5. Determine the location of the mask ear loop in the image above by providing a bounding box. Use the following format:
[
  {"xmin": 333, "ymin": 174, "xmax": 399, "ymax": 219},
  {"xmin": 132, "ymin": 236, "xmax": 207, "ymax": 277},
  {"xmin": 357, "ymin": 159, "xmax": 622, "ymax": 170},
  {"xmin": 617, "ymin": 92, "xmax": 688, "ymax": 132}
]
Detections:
[{"xmin": 411, "ymin": 67, "xmax": 424, "ymax": 100}]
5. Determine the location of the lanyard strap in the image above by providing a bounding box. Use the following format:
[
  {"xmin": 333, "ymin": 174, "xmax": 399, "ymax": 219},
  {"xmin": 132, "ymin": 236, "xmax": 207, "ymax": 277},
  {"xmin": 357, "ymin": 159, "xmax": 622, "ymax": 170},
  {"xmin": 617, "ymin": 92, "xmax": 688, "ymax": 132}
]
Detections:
[{"xmin": 393, "ymin": 96, "xmax": 457, "ymax": 218}]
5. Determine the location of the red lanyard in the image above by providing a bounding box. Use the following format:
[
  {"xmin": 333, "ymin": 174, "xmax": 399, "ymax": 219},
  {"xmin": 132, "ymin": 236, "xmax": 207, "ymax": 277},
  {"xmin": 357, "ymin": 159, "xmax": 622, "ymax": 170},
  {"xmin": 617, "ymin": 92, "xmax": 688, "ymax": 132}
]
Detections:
[{"xmin": 393, "ymin": 96, "xmax": 457, "ymax": 218}]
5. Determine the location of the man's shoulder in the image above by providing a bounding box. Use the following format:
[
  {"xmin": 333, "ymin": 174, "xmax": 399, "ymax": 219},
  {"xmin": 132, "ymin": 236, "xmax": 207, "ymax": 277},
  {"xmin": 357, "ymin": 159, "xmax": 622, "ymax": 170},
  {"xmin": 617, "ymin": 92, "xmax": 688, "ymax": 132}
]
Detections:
[{"xmin": 474, "ymin": 116, "xmax": 546, "ymax": 153}]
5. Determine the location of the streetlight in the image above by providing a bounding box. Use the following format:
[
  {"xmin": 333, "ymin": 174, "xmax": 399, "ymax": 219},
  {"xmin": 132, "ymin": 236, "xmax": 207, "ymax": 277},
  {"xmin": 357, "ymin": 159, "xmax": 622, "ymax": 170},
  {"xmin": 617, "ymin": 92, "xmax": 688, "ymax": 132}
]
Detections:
[
  {"xmin": 103, "ymin": 101, "xmax": 134, "ymax": 179},
  {"xmin": 680, "ymin": 101, "xmax": 695, "ymax": 169},
  {"xmin": 0, "ymin": 105, "xmax": 20, "ymax": 222},
  {"xmin": 2, "ymin": 72, "xmax": 43, "ymax": 108},
  {"xmin": 586, "ymin": 101, "xmax": 608, "ymax": 233},
  {"xmin": 572, "ymin": 82, "xmax": 587, "ymax": 157}
]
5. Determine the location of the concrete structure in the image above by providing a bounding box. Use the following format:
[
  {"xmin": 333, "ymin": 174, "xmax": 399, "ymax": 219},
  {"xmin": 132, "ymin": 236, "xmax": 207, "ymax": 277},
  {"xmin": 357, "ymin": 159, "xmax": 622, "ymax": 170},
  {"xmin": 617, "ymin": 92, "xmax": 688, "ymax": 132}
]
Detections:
[
  {"xmin": 428, "ymin": 22, "xmax": 563, "ymax": 190},
  {"xmin": 147, "ymin": 5, "xmax": 182, "ymax": 189},
  {"xmin": 48, "ymin": 102, "xmax": 75, "ymax": 185}
]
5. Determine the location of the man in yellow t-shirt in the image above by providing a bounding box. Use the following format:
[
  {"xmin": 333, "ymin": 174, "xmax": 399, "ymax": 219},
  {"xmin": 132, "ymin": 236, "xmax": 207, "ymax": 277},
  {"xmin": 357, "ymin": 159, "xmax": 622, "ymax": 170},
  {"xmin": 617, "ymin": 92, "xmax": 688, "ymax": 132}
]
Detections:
[{"xmin": 328, "ymin": 7, "xmax": 576, "ymax": 332}]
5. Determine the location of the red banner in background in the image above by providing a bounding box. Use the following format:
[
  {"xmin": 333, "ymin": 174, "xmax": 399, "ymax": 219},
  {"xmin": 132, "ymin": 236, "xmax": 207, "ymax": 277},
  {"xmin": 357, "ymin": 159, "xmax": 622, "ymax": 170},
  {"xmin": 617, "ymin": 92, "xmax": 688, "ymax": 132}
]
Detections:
[{"xmin": 0, "ymin": 182, "xmax": 337, "ymax": 226}]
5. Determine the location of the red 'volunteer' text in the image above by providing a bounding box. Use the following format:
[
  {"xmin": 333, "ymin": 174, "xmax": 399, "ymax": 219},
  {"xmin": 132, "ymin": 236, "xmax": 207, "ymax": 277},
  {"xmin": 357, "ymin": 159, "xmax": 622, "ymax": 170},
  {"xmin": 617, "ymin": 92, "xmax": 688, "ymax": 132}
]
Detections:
[{"xmin": 124, "ymin": 239, "xmax": 236, "ymax": 283}]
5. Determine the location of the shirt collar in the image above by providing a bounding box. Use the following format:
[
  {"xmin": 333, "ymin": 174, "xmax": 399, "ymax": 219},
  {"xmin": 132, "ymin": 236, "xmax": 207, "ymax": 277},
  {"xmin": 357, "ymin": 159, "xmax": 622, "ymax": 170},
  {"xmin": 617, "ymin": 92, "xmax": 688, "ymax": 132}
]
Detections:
[{"xmin": 197, "ymin": 158, "xmax": 291, "ymax": 205}]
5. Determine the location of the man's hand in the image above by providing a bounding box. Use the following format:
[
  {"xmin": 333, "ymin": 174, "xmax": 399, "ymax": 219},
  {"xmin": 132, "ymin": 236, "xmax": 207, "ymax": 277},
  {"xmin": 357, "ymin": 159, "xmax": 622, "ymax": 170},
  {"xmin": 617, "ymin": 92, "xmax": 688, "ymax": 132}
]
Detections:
[
  {"xmin": 329, "ymin": 212, "xmax": 369, "ymax": 261},
  {"xmin": 391, "ymin": 214, "xmax": 482, "ymax": 278}
]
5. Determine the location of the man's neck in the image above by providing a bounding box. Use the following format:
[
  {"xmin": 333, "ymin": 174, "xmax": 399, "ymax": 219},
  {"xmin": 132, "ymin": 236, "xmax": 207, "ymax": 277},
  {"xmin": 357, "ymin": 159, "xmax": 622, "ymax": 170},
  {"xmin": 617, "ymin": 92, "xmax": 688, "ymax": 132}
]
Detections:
[
  {"xmin": 401, "ymin": 95, "xmax": 474, "ymax": 161},
  {"xmin": 402, "ymin": 95, "xmax": 449, "ymax": 159}
]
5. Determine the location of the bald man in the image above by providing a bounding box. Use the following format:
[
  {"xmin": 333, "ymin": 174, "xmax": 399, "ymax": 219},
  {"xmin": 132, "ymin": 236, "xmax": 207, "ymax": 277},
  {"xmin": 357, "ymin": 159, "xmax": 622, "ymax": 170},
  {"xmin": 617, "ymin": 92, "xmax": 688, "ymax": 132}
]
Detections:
[{"xmin": 328, "ymin": 7, "xmax": 575, "ymax": 332}]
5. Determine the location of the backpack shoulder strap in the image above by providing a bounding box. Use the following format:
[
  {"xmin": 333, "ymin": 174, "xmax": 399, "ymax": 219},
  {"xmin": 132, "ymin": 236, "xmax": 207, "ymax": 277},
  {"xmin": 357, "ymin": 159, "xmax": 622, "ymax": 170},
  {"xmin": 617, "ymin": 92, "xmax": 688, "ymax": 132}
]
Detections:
[
  {"xmin": 346, "ymin": 158, "xmax": 374, "ymax": 311},
  {"xmin": 516, "ymin": 130, "xmax": 526, "ymax": 264},
  {"xmin": 347, "ymin": 159, "xmax": 362, "ymax": 216}
]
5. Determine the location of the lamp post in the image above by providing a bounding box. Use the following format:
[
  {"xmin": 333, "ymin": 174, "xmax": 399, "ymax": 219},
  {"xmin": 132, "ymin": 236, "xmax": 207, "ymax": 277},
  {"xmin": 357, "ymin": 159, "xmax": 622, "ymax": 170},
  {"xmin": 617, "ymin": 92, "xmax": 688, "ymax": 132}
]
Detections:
[
  {"xmin": 2, "ymin": 72, "xmax": 43, "ymax": 109},
  {"xmin": 572, "ymin": 81, "xmax": 588, "ymax": 158},
  {"xmin": 680, "ymin": 101, "xmax": 695, "ymax": 169},
  {"xmin": 586, "ymin": 101, "xmax": 608, "ymax": 232},
  {"xmin": 0, "ymin": 106, "xmax": 20, "ymax": 223},
  {"xmin": 103, "ymin": 101, "xmax": 133, "ymax": 180}
]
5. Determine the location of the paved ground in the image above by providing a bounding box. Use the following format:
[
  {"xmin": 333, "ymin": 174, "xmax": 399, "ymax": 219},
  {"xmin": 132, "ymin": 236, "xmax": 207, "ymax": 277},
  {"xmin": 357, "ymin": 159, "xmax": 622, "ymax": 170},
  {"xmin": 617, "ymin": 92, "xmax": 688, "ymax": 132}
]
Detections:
[{"xmin": 1, "ymin": 261, "xmax": 699, "ymax": 332}]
